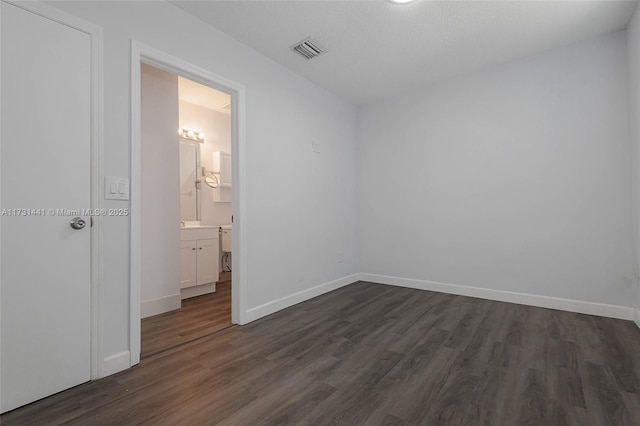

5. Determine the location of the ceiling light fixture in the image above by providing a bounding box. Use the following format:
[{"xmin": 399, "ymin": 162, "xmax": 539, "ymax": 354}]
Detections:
[{"xmin": 388, "ymin": 0, "xmax": 417, "ymax": 4}]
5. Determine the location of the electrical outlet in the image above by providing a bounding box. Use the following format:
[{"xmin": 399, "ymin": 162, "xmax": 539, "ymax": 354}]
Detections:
[{"xmin": 337, "ymin": 252, "xmax": 343, "ymax": 263}]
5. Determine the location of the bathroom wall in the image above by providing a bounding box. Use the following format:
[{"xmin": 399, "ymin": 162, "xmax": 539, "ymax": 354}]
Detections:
[
  {"xmin": 140, "ymin": 64, "xmax": 180, "ymax": 317},
  {"xmin": 178, "ymin": 100, "xmax": 232, "ymax": 226},
  {"xmin": 359, "ymin": 31, "xmax": 635, "ymax": 313}
]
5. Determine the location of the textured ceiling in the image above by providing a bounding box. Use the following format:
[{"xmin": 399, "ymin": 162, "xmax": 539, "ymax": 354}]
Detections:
[{"xmin": 171, "ymin": 0, "xmax": 638, "ymax": 105}]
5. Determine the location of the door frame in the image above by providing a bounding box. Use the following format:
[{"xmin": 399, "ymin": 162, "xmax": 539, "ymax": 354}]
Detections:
[
  {"xmin": 0, "ymin": 0, "xmax": 105, "ymax": 386},
  {"xmin": 130, "ymin": 41, "xmax": 247, "ymax": 365}
]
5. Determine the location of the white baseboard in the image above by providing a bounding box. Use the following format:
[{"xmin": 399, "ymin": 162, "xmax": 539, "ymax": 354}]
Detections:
[
  {"xmin": 360, "ymin": 273, "xmax": 634, "ymax": 321},
  {"xmin": 102, "ymin": 350, "xmax": 131, "ymax": 377},
  {"xmin": 140, "ymin": 293, "xmax": 181, "ymax": 318},
  {"xmin": 181, "ymin": 283, "xmax": 215, "ymax": 300},
  {"xmin": 244, "ymin": 273, "xmax": 360, "ymax": 323}
]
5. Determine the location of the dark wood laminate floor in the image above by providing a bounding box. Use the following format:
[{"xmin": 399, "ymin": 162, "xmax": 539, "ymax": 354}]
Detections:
[
  {"xmin": 3, "ymin": 281, "xmax": 640, "ymax": 425},
  {"xmin": 141, "ymin": 274, "xmax": 232, "ymax": 358}
]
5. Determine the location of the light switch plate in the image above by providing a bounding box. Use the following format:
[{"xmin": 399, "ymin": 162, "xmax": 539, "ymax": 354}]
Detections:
[
  {"xmin": 105, "ymin": 176, "xmax": 129, "ymax": 200},
  {"xmin": 312, "ymin": 140, "xmax": 320, "ymax": 153}
]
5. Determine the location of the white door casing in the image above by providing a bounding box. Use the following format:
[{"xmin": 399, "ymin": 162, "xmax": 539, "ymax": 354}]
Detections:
[
  {"xmin": 0, "ymin": 1, "xmax": 103, "ymax": 413},
  {"xmin": 131, "ymin": 41, "xmax": 246, "ymax": 365}
]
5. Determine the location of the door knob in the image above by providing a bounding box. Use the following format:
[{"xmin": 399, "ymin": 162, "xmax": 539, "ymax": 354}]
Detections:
[{"xmin": 70, "ymin": 217, "xmax": 86, "ymax": 230}]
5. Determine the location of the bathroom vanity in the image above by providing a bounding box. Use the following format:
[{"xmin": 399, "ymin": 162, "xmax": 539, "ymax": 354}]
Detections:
[{"xmin": 180, "ymin": 226, "xmax": 219, "ymax": 299}]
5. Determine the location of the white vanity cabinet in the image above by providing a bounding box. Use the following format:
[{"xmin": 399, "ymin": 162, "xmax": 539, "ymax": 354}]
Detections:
[{"xmin": 180, "ymin": 227, "xmax": 219, "ymax": 299}]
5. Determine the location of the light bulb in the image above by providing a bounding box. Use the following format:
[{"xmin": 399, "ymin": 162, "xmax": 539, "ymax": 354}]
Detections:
[
  {"xmin": 187, "ymin": 130, "xmax": 195, "ymax": 138},
  {"xmin": 178, "ymin": 128, "xmax": 184, "ymax": 136},
  {"xmin": 198, "ymin": 132, "xmax": 205, "ymax": 140}
]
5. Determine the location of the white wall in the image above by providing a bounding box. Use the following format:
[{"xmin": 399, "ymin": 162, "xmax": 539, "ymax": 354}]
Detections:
[
  {"xmin": 628, "ymin": 5, "xmax": 640, "ymax": 324},
  {"xmin": 178, "ymin": 100, "xmax": 232, "ymax": 226},
  {"xmin": 140, "ymin": 64, "xmax": 180, "ymax": 318},
  {"xmin": 359, "ymin": 31, "xmax": 635, "ymax": 310},
  {"xmin": 50, "ymin": 1, "xmax": 359, "ymax": 368}
]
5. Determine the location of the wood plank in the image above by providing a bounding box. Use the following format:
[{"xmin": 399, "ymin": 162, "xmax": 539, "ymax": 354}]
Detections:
[{"xmin": 141, "ymin": 280, "xmax": 232, "ymax": 357}]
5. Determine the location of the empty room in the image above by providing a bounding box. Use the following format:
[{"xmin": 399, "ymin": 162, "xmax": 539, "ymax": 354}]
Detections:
[{"xmin": 3, "ymin": 0, "xmax": 640, "ymax": 424}]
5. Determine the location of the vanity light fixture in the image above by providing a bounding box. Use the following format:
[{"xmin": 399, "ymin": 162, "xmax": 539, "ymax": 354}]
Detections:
[{"xmin": 178, "ymin": 128, "xmax": 205, "ymax": 142}]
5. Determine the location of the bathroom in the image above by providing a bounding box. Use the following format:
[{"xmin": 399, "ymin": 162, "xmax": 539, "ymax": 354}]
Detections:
[{"xmin": 140, "ymin": 63, "xmax": 234, "ymax": 356}]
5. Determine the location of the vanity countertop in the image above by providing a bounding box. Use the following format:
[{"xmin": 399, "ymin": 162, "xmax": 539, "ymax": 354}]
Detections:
[{"xmin": 180, "ymin": 226, "xmax": 219, "ymax": 241}]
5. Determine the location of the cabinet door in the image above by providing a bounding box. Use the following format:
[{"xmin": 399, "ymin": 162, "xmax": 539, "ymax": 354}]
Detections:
[
  {"xmin": 180, "ymin": 240, "xmax": 197, "ymax": 289},
  {"xmin": 197, "ymin": 238, "xmax": 219, "ymax": 285},
  {"xmin": 221, "ymin": 152, "xmax": 232, "ymax": 187},
  {"xmin": 214, "ymin": 151, "xmax": 232, "ymax": 188}
]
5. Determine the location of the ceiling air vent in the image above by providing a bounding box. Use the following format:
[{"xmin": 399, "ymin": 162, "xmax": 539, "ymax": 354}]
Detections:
[{"xmin": 290, "ymin": 37, "xmax": 326, "ymax": 60}]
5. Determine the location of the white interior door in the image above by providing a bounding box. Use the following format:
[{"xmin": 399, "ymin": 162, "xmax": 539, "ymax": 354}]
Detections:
[{"xmin": 1, "ymin": 2, "xmax": 92, "ymax": 413}]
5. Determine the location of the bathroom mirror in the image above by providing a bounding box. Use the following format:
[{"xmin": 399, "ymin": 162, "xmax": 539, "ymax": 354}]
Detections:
[{"xmin": 179, "ymin": 140, "xmax": 201, "ymax": 222}]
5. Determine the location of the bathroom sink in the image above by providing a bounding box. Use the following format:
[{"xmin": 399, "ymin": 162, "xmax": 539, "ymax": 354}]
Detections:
[{"xmin": 180, "ymin": 222, "xmax": 218, "ymax": 230}]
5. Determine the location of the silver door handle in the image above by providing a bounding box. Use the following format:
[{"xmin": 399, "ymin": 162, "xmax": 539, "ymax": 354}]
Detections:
[{"xmin": 70, "ymin": 217, "xmax": 86, "ymax": 230}]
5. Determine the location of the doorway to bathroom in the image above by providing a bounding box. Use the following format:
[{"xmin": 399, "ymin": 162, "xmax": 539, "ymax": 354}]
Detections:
[
  {"xmin": 140, "ymin": 65, "xmax": 234, "ymax": 357},
  {"xmin": 130, "ymin": 42, "xmax": 246, "ymax": 363}
]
